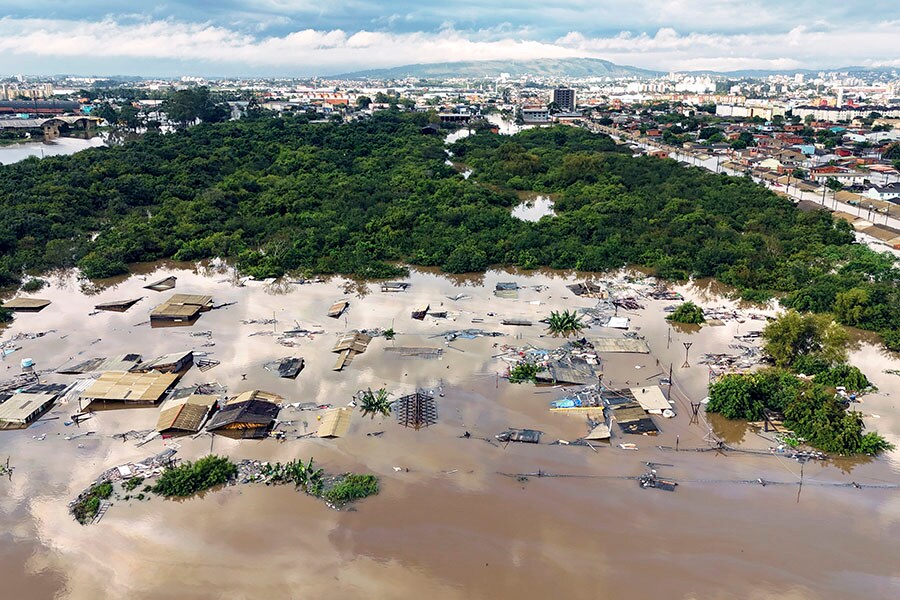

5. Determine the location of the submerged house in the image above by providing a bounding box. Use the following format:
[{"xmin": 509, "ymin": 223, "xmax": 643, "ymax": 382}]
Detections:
[
  {"xmin": 0, "ymin": 384, "xmax": 66, "ymax": 429},
  {"xmin": 133, "ymin": 351, "xmax": 194, "ymax": 374},
  {"xmin": 1, "ymin": 298, "xmax": 51, "ymax": 312},
  {"xmin": 156, "ymin": 394, "xmax": 217, "ymax": 437},
  {"xmin": 150, "ymin": 294, "xmax": 213, "ymax": 324},
  {"xmin": 205, "ymin": 390, "xmax": 282, "ymax": 439},
  {"xmin": 80, "ymin": 371, "xmax": 180, "ymax": 405}
]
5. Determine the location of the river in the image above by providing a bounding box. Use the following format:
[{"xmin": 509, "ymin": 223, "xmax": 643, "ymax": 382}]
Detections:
[{"xmin": 1, "ymin": 263, "xmax": 899, "ymax": 599}]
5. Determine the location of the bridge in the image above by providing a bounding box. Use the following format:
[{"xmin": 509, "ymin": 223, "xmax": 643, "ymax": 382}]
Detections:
[{"xmin": 0, "ymin": 116, "xmax": 101, "ymax": 141}]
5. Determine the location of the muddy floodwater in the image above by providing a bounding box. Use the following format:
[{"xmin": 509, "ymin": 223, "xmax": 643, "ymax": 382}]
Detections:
[{"xmin": 2, "ymin": 264, "xmax": 900, "ymax": 599}]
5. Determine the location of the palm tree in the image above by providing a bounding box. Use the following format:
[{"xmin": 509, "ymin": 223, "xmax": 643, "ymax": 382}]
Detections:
[
  {"xmin": 357, "ymin": 388, "xmax": 393, "ymax": 419},
  {"xmin": 545, "ymin": 309, "xmax": 584, "ymax": 337}
]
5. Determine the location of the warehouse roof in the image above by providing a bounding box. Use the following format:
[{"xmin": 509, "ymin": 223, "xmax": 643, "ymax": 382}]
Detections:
[{"xmin": 81, "ymin": 371, "xmax": 179, "ymax": 402}]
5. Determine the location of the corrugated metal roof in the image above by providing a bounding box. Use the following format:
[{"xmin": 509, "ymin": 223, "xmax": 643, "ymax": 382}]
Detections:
[
  {"xmin": 317, "ymin": 407, "xmax": 352, "ymax": 438},
  {"xmin": 207, "ymin": 399, "xmax": 279, "ymax": 430},
  {"xmin": 157, "ymin": 400, "xmax": 211, "ymax": 433},
  {"xmin": 81, "ymin": 371, "xmax": 179, "ymax": 402},
  {"xmin": 226, "ymin": 390, "xmax": 284, "ymax": 406},
  {"xmin": 630, "ymin": 386, "xmax": 671, "ymax": 412},
  {"xmin": 0, "ymin": 392, "xmax": 56, "ymax": 423}
]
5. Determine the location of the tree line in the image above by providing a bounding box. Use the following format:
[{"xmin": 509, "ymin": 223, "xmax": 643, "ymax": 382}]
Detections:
[{"xmin": 0, "ymin": 112, "xmax": 897, "ymax": 350}]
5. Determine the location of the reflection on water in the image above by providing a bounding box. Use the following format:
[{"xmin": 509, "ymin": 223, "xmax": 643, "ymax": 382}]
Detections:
[
  {"xmin": 511, "ymin": 195, "xmax": 556, "ymax": 222},
  {"xmin": 1, "ymin": 261, "xmax": 899, "ymax": 599}
]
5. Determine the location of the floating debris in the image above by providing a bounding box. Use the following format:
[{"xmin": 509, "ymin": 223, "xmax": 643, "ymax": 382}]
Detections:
[{"xmin": 496, "ymin": 428, "xmax": 542, "ymax": 444}]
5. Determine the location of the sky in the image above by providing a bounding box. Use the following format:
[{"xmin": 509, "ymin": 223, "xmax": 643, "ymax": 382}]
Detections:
[{"xmin": 0, "ymin": 1, "xmax": 898, "ymax": 77}]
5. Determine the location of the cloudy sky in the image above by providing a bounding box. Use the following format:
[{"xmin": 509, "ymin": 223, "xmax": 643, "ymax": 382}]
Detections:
[{"xmin": 0, "ymin": 1, "xmax": 898, "ymax": 76}]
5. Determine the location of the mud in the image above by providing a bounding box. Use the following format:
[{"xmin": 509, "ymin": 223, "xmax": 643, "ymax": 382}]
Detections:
[{"xmin": 1, "ymin": 263, "xmax": 899, "ymax": 599}]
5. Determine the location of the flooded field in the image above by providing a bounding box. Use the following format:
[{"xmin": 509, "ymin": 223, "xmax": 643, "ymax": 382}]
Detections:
[{"xmin": 2, "ymin": 264, "xmax": 900, "ymax": 599}]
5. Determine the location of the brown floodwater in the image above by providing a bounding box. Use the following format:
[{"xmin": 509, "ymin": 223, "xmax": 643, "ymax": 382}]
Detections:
[{"xmin": 2, "ymin": 264, "xmax": 900, "ymax": 599}]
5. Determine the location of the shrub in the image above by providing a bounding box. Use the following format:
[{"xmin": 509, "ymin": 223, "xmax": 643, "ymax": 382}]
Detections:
[
  {"xmin": 324, "ymin": 474, "xmax": 379, "ymax": 505},
  {"xmin": 812, "ymin": 365, "xmax": 871, "ymax": 391},
  {"xmin": 71, "ymin": 482, "xmax": 114, "ymax": 524},
  {"xmin": 666, "ymin": 301, "xmax": 705, "ymax": 324},
  {"xmin": 123, "ymin": 477, "xmax": 145, "ymax": 492},
  {"xmin": 151, "ymin": 455, "xmax": 237, "ymax": 497},
  {"xmin": 21, "ymin": 278, "xmax": 47, "ymax": 292},
  {"xmin": 509, "ymin": 362, "xmax": 540, "ymax": 384}
]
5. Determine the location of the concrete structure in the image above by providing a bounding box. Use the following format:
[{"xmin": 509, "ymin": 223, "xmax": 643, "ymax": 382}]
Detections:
[
  {"xmin": 552, "ymin": 88, "xmax": 576, "ymax": 112},
  {"xmin": 521, "ymin": 106, "xmax": 549, "ymax": 123}
]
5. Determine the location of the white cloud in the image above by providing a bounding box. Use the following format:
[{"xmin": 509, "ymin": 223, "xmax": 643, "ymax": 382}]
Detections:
[{"xmin": 0, "ymin": 16, "xmax": 896, "ymax": 74}]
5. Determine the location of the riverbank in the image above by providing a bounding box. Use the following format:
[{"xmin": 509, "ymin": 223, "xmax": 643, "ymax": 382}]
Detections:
[{"xmin": 1, "ymin": 263, "xmax": 899, "ymax": 599}]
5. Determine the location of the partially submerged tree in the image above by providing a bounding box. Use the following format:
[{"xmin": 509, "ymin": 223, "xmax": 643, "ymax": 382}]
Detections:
[
  {"xmin": 666, "ymin": 301, "xmax": 705, "ymax": 324},
  {"xmin": 546, "ymin": 309, "xmax": 584, "ymax": 337},
  {"xmin": 762, "ymin": 310, "xmax": 848, "ymax": 369},
  {"xmin": 357, "ymin": 387, "xmax": 393, "ymax": 419}
]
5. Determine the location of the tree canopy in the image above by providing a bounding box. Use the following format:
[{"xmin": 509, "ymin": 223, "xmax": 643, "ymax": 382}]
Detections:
[{"xmin": 0, "ymin": 113, "xmax": 897, "ymax": 349}]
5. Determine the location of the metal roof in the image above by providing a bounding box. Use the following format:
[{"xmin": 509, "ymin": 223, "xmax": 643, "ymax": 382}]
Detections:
[
  {"xmin": 156, "ymin": 395, "xmax": 216, "ymax": 433},
  {"xmin": 207, "ymin": 399, "xmax": 279, "ymax": 430},
  {"xmin": 226, "ymin": 390, "xmax": 284, "ymax": 406},
  {"xmin": 81, "ymin": 371, "xmax": 179, "ymax": 402},
  {"xmin": 0, "ymin": 392, "xmax": 56, "ymax": 423},
  {"xmin": 150, "ymin": 294, "xmax": 212, "ymax": 319},
  {"xmin": 2, "ymin": 297, "xmax": 51, "ymax": 310},
  {"xmin": 630, "ymin": 386, "xmax": 671, "ymax": 412},
  {"xmin": 317, "ymin": 407, "xmax": 352, "ymax": 438}
]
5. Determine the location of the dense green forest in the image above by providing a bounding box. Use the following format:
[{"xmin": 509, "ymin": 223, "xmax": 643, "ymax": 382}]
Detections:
[{"xmin": 0, "ymin": 112, "xmax": 897, "ymax": 347}]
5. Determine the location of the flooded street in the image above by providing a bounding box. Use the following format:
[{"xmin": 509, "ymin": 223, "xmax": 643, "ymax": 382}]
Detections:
[{"xmin": 2, "ymin": 264, "xmax": 900, "ymax": 599}]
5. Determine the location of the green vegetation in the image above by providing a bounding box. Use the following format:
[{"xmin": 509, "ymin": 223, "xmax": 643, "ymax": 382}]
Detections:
[
  {"xmin": 357, "ymin": 388, "xmax": 393, "ymax": 419},
  {"xmin": 545, "ymin": 309, "xmax": 584, "ymax": 337},
  {"xmin": 666, "ymin": 301, "xmax": 705, "ymax": 324},
  {"xmin": 151, "ymin": 455, "xmax": 237, "ymax": 497},
  {"xmin": 20, "ymin": 277, "xmax": 47, "ymax": 292},
  {"xmin": 0, "ymin": 113, "xmax": 897, "ymax": 348},
  {"xmin": 324, "ymin": 474, "xmax": 379, "ymax": 505},
  {"xmin": 0, "ymin": 306, "xmax": 11, "ymax": 323},
  {"xmin": 71, "ymin": 482, "xmax": 113, "ymax": 524},
  {"xmin": 263, "ymin": 458, "xmax": 379, "ymax": 506},
  {"xmin": 383, "ymin": 328, "xmax": 396, "ymax": 340},
  {"xmin": 812, "ymin": 365, "xmax": 871, "ymax": 391},
  {"xmin": 122, "ymin": 476, "xmax": 145, "ymax": 492},
  {"xmin": 509, "ymin": 362, "xmax": 540, "ymax": 384},
  {"xmin": 264, "ymin": 458, "xmax": 324, "ymax": 495},
  {"xmin": 762, "ymin": 311, "xmax": 848, "ymax": 369},
  {"xmin": 707, "ymin": 369, "xmax": 891, "ymax": 455}
]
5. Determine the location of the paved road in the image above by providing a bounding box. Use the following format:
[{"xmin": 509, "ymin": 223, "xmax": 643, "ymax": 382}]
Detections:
[{"xmin": 593, "ymin": 124, "xmax": 900, "ymax": 233}]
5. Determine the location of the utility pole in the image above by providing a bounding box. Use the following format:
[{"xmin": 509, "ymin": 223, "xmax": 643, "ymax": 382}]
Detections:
[{"xmin": 682, "ymin": 342, "xmax": 693, "ymax": 368}]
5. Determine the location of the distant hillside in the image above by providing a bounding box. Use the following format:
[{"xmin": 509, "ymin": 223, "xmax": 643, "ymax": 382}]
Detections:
[{"xmin": 332, "ymin": 58, "xmax": 661, "ymax": 80}]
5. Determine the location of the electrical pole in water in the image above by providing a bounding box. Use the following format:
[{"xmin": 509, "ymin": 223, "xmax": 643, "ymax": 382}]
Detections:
[{"xmin": 682, "ymin": 342, "xmax": 693, "ymax": 368}]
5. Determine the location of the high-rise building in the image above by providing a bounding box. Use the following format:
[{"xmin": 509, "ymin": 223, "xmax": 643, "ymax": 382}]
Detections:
[{"xmin": 552, "ymin": 88, "xmax": 576, "ymax": 112}]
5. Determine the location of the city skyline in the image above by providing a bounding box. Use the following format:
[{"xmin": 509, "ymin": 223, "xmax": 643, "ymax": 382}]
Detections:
[{"xmin": 0, "ymin": 1, "xmax": 898, "ymax": 77}]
